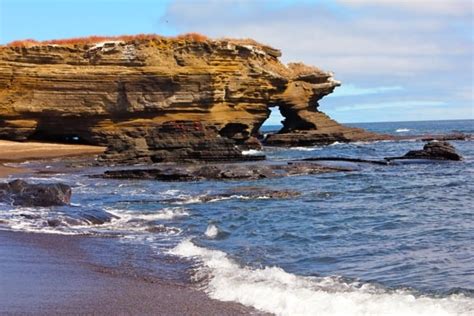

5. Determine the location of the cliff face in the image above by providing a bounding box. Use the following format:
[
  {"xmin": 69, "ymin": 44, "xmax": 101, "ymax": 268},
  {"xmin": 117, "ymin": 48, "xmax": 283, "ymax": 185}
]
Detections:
[{"xmin": 0, "ymin": 36, "xmax": 381, "ymax": 163}]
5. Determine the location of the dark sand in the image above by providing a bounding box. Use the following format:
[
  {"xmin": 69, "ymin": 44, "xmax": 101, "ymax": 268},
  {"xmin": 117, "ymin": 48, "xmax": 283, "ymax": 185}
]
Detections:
[{"xmin": 0, "ymin": 230, "xmax": 261, "ymax": 315}]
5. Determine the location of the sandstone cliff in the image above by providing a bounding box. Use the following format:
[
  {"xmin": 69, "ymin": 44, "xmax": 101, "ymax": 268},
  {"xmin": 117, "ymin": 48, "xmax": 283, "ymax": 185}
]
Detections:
[{"xmin": 0, "ymin": 34, "xmax": 382, "ymax": 163}]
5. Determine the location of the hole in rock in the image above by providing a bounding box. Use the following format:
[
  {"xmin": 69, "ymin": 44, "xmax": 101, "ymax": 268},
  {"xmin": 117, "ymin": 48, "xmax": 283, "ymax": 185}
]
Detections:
[{"xmin": 260, "ymin": 107, "xmax": 284, "ymax": 136}]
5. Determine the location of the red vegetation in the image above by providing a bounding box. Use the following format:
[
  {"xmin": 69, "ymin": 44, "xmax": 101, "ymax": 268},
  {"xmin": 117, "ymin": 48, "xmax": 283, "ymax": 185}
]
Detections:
[
  {"xmin": 5, "ymin": 33, "xmax": 210, "ymax": 47},
  {"xmin": 7, "ymin": 39, "xmax": 40, "ymax": 47},
  {"xmin": 175, "ymin": 32, "xmax": 209, "ymax": 42}
]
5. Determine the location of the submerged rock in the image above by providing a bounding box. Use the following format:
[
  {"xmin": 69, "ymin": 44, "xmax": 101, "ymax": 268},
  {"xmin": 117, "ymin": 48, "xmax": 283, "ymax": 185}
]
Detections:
[
  {"xmin": 0, "ymin": 179, "xmax": 71, "ymax": 206},
  {"xmin": 45, "ymin": 208, "xmax": 119, "ymax": 227},
  {"xmin": 207, "ymin": 187, "xmax": 301, "ymax": 200},
  {"xmin": 99, "ymin": 162, "xmax": 347, "ymax": 181}
]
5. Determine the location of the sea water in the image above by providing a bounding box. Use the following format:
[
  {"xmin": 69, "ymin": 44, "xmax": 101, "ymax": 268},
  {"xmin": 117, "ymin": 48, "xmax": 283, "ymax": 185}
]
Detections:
[{"xmin": 1, "ymin": 119, "xmax": 473, "ymax": 315}]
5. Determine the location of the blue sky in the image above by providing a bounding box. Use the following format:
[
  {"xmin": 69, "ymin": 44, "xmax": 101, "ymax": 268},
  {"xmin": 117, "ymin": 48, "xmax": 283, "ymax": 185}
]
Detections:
[{"xmin": 0, "ymin": 0, "xmax": 472, "ymax": 124}]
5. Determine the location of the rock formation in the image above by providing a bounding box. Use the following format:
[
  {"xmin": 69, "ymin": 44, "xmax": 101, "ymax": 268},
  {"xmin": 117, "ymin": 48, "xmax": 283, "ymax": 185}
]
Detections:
[
  {"xmin": 300, "ymin": 141, "xmax": 463, "ymax": 164},
  {"xmin": 0, "ymin": 34, "xmax": 382, "ymax": 163}
]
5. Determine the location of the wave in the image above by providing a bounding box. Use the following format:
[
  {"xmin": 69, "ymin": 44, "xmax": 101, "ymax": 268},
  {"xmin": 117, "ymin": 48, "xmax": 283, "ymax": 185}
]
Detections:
[
  {"xmin": 170, "ymin": 240, "xmax": 474, "ymax": 316},
  {"xmin": 0, "ymin": 206, "xmax": 188, "ymax": 236},
  {"xmin": 168, "ymin": 194, "xmax": 272, "ymax": 205},
  {"xmin": 204, "ymin": 224, "xmax": 219, "ymax": 238},
  {"xmin": 106, "ymin": 207, "xmax": 189, "ymax": 221},
  {"xmin": 241, "ymin": 149, "xmax": 264, "ymax": 156},
  {"xmin": 290, "ymin": 146, "xmax": 322, "ymax": 151},
  {"xmin": 396, "ymin": 128, "xmax": 411, "ymax": 133}
]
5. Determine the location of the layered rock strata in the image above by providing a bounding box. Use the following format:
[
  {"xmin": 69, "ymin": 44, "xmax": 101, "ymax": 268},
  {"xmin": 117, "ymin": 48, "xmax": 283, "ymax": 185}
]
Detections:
[{"xmin": 0, "ymin": 35, "xmax": 381, "ymax": 163}]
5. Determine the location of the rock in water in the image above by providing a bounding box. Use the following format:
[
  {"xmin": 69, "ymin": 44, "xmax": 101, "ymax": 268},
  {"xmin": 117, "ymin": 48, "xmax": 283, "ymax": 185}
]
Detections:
[
  {"xmin": 402, "ymin": 141, "xmax": 462, "ymax": 161},
  {"xmin": 0, "ymin": 179, "xmax": 71, "ymax": 206},
  {"xmin": 0, "ymin": 35, "xmax": 384, "ymax": 163},
  {"xmin": 99, "ymin": 162, "xmax": 348, "ymax": 181}
]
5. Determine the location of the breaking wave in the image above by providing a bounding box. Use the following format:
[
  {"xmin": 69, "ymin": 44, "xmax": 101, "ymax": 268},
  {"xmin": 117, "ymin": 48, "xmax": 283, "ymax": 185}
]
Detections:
[
  {"xmin": 170, "ymin": 240, "xmax": 474, "ymax": 316},
  {"xmin": 241, "ymin": 149, "xmax": 264, "ymax": 156},
  {"xmin": 290, "ymin": 146, "xmax": 322, "ymax": 151}
]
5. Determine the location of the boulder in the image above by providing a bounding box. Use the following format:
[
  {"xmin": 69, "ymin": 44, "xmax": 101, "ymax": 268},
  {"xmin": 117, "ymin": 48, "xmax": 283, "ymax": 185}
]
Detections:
[
  {"xmin": 400, "ymin": 141, "xmax": 462, "ymax": 161},
  {"xmin": 0, "ymin": 179, "xmax": 71, "ymax": 206}
]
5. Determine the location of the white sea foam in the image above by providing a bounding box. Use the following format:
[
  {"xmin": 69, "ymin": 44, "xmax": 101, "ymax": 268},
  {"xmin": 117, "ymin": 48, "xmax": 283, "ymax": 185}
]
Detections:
[
  {"xmin": 172, "ymin": 194, "xmax": 270, "ymax": 205},
  {"xmin": 106, "ymin": 207, "xmax": 190, "ymax": 221},
  {"xmin": 170, "ymin": 240, "xmax": 474, "ymax": 316},
  {"xmin": 242, "ymin": 149, "xmax": 264, "ymax": 156},
  {"xmin": 290, "ymin": 146, "xmax": 322, "ymax": 151},
  {"xmin": 396, "ymin": 128, "xmax": 411, "ymax": 132},
  {"xmin": 0, "ymin": 206, "xmax": 188, "ymax": 236},
  {"xmin": 204, "ymin": 224, "xmax": 219, "ymax": 239},
  {"xmin": 171, "ymin": 195, "xmax": 204, "ymax": 205},
  {"xmin": 162, "ymin": 189, "xmax": 181, "ymax": 196}
]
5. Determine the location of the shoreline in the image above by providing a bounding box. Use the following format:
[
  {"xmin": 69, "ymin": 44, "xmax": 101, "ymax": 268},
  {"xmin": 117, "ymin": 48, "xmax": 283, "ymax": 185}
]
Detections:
[
  {"xmin": 0, "ymin": 141, "xmax": 263, "ymax": 314},
  {"xmin": 0, "ymin": 230, "xmax": 262, "ymax": 315},
  {"xmin": 0, "ymin": 140, "xmax": 105, "ymax": 178}
]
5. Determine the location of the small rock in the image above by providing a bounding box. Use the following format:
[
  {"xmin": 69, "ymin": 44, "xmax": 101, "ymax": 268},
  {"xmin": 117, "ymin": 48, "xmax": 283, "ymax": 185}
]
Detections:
[{"xmin": 47, "ymin": 219, "xmax": 62, "ymax": 227}]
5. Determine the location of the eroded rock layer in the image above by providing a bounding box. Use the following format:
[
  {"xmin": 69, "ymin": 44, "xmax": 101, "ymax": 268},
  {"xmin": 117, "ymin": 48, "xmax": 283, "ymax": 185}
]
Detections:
[{"xmin": 0, "ymin": 36, "xmax": 381, "ymax": 162}]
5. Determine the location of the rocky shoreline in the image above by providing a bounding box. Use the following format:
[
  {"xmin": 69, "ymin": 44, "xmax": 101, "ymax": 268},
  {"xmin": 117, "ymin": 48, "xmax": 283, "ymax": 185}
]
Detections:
[{"xmin": 0, "ymin": 35, "xmax": 473, "ymax": 315}]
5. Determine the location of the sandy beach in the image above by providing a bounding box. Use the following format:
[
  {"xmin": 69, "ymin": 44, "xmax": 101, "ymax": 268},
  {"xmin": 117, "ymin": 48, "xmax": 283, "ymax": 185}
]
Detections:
[
  {"xmin": 0, "ymin": 230, "xmax": 260, "ymax": 315},
  {"xmin": 0, "ymin": 140, "xmax": 105, "ymax": 178}
]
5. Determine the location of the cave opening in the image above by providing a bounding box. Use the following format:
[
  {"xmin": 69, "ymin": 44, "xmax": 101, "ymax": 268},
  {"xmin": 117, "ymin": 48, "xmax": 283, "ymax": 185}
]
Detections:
[{"xmin": 28, "ymin": 118, "xmax": 96, "ymax": 145}]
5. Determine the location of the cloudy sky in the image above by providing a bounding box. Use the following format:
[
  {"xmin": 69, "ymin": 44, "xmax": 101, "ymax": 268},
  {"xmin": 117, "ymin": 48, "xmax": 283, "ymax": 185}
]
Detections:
[{"xmin": 1, "ymin": 0, "xmax": 472, "ymax": 123}]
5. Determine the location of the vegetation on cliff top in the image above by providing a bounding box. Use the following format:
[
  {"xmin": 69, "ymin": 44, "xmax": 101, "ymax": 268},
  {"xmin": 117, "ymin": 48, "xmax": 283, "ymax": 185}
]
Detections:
[
  {"xmin": 5, "ymin": 33, "xmax": 210, "ymax": 47},
  {"xmin": 4, "ymin": 33, "xmax": 268, "ymax": 48}
]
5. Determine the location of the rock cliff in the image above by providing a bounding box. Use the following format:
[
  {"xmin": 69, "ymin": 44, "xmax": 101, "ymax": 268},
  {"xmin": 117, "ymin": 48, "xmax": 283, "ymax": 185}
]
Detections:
[{"xmin": 0, "ymin": 34, "xmax": 382, "ymax": 163}]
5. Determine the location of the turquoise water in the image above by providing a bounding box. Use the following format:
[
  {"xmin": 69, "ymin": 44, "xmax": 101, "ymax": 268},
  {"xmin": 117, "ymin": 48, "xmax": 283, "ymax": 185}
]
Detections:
[{"xmin": 1, "ymin": 120, "xmax": 473, "ymax": 315}]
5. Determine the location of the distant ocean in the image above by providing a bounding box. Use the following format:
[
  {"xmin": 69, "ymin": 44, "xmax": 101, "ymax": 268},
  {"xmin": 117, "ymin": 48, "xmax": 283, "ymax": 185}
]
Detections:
[{"xmin": 1, "ymin": 119, "xmax": 474, "ymax": 315}]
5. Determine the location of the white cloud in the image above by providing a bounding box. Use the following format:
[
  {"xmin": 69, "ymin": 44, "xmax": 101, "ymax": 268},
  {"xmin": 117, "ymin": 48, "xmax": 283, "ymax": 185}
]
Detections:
[
  {"xmin": 333, "ymin": 100, "xmax": 446, "ymax": 112},
  {"xmin": 328, "ymin": 84, "xmax": 403, "ymax": 97},
  {"xmin": 337, "ymin": 0, "xmax": 473, "ymax": 16},
  {"xmin": 164, "ymin": 0, "xmax": 470, "ymax": 76},
  {"xmin": 163, "ymin": 0, "xmax": 473, "ymax": 121}
]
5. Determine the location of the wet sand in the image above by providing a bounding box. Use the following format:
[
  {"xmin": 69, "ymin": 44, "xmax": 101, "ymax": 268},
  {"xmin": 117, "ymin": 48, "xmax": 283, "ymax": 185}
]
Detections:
[
  {"xmin": 0, "ymin": 165, "xmax": 28, "ymax": 177},
  {"xmin": 0, "ymin": 140, "xmax": 105, "ymax": 178},
  {"xmin": 0, "ymin": 230, "xmax": 260, "ymax": 315}
]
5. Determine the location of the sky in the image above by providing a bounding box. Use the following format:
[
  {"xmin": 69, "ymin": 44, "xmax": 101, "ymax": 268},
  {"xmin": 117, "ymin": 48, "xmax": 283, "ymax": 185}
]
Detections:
[{"xmin": 0, "ymin": 0, "xmax": 472, "ymax": 124}]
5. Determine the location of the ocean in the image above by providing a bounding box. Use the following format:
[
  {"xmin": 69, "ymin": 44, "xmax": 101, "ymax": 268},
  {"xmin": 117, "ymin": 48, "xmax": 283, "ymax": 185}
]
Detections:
[{"xmin": 1, "ymin": 119, "xmax": 473, "ymax": 315}]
